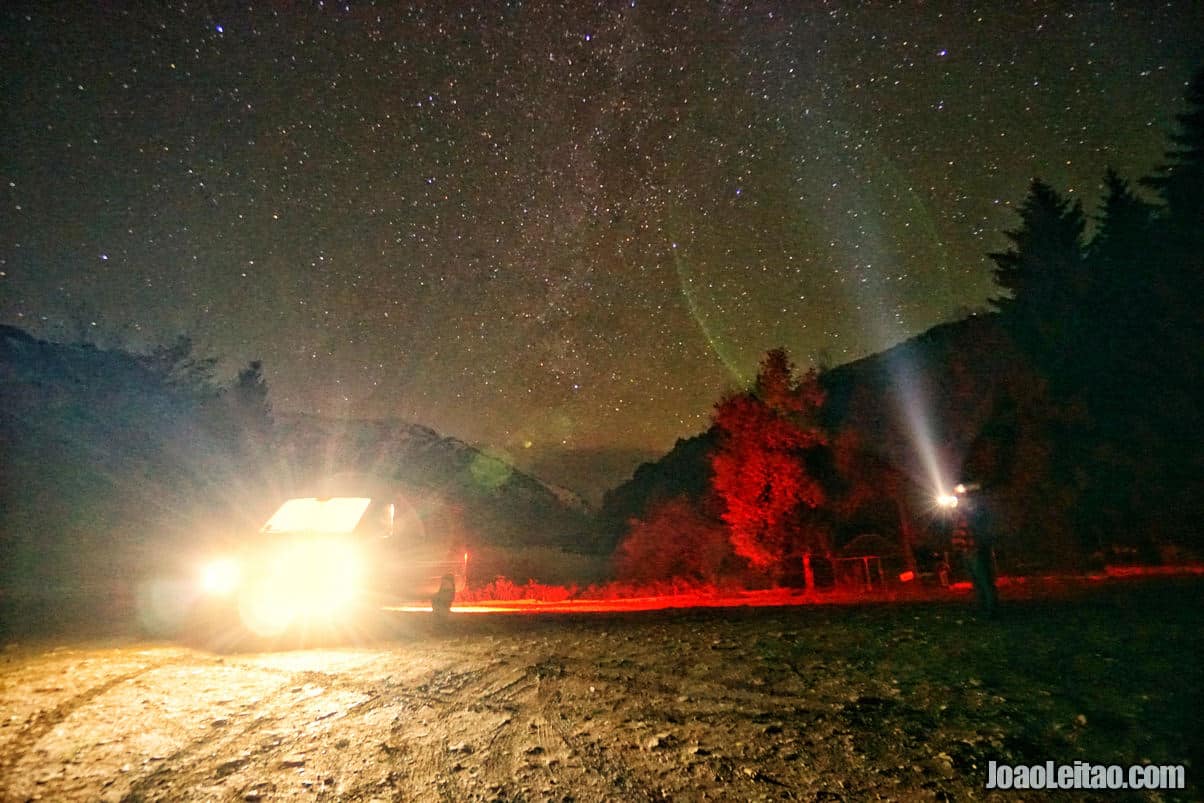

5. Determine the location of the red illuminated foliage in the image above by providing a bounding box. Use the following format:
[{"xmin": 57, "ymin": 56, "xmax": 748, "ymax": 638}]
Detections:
[
  {"xmin": 614, "ymin": 496, "xmax": 733, "ymax": 584},
  {"xmin": 710, "ymin": 349, "xmax": 828, "ymax": 573}
]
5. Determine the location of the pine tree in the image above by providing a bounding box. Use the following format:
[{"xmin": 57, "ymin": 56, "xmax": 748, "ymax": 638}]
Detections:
[
  {"xmin": 989, "ymin": 179, "xmax": 1088, "ymax": 386},
  {"xmin": 1089, "ymin": 169, "xmax": 1155, "ymax": 274},
  {"xmin": 1141, "ymin": 68, "xmax": 1204, "ymax": 234},
  {"xmin": 1132, "ymin": 68, "xmax": 1204, "ymax": 557},
  {"xmin": 990, "ymin": 180, "xmax": 1087, "ymax": 316},
  {"xmin": 710, "ymin": 349, "xmax": 828, "ymax": 580},
  {"xmin": 1138, "ymin": 68, "xmax": 1204, "ymax": 392},
  {"xmin": 1081, "ymin": 170, "xmax": 1158, "ymax": 393}
]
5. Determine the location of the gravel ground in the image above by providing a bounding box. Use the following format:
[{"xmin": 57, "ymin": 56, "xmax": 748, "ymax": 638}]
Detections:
[{"xmin": 1, "ymin": 579, "xmax": 1200, "ymax": 802}]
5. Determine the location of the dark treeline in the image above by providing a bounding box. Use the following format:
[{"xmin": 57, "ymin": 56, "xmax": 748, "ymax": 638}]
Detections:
[{"xmin": 605, "ymin": 69, "xmax": 1204, "ymax": 584}]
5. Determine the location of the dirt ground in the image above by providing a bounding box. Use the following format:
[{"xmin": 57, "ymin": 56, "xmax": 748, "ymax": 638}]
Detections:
[{"xmin": 1, "ymin": 580, "xmax": 1200, "ymax": 802}]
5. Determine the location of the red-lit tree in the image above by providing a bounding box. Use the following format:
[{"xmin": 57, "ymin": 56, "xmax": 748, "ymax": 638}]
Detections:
[
  {"xmin": 710, "ymin": 349, "xmax": 828, "ymax": 582},
  {"xmin": 613, "ymin": 496, "xmax": 733, "ymax": 584}
]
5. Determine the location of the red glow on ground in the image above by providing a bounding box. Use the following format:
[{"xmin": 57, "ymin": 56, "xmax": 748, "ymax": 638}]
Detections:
[{"xmin": 431, "ymin": 564, "xmax": 1204, "ymax": 615}]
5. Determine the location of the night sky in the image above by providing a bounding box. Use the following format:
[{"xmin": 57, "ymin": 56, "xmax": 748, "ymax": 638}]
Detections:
[{"xmin": 2, "ymin": 2, "xmax": 1201, "ymax": 498}]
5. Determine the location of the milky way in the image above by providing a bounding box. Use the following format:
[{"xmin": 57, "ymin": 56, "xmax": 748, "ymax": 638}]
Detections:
[{"xmin": 2, "ymin": 1, "xmax": 1201, "ymax": 496}]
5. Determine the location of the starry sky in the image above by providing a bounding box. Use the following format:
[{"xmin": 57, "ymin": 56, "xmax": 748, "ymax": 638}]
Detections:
[{"xmin": 2, "ymin": 1, "xmax": 1202, "ymax": 500}]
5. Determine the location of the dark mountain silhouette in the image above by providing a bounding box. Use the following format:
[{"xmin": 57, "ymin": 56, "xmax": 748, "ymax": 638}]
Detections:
[{"xmin": 0, "ymin": 325, "xmax": 595, "ymax": 597}]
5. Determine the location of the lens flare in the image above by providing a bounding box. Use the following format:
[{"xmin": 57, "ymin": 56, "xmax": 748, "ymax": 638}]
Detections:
[{"xmin": 200, "ymin": 558, "xmax": 240, "ymax": 595}]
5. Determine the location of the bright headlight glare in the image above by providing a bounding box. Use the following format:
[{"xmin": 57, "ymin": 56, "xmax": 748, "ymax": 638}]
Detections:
[
  {"xmin": 200, "ymin": 558, "xmax": 240, "ymax": 595},
  {"xmin": 262, "ymin": 539, "xmax": 361, "ymax": 612}
]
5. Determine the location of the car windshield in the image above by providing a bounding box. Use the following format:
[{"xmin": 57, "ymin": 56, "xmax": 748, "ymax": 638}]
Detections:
[{"xmin": 261, "ymin": 497, "xmax": 372, "ymax": 534}]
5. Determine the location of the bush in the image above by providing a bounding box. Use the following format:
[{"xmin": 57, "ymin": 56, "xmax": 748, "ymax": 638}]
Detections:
[
  {"xmin": 459, "ymin": 577, "xmax": 579, "ymax": 603},
  {"xmin": 613, "ymin": 497, "xmax": 735, "ymax": 584}
]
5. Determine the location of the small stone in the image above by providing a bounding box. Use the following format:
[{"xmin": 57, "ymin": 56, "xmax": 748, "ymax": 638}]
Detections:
[
  {"xmin": 212, "ymin": 718, "xmax": 229, "ymax": 727},
  {"xmin": 644, "ymin": 732, "xmax": 672, "ymax": 750},
  {"xmin": 1074, "ymin": 714, "xmax": 1088, "ymax": 727},
  {"xmin": 447, "ymin": 742, "xmax": 473, "ymax": 754},
  {"xmin": 282, "ymin": 754, "xmax": 306, "ymax": 768}
]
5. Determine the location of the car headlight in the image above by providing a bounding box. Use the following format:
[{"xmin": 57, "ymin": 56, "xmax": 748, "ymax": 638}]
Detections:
[
  {"xmin": 200, "ymin": 557, "xmax": 241, "ymax": 595},
  {"xmin": 260, "ymin": 539, "xmax": 362, "ymax": 611}
]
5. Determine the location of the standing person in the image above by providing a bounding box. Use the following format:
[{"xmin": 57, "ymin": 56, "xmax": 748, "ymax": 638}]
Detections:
[{"xmin": 950, "ymin": 487, "xmax": 997, "ymax": 615}]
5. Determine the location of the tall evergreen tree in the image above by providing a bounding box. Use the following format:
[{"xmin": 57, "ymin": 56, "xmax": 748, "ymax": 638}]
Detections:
[
  {"xmin": 1138, "ymin": 68, "xmax": 1204, "ymax": 395},
  {"xmin": 989, "ymin": 180, "xmax": 1086, "ymax": 314},
  {"xmin": 711, "ymin": 349, "xmax": 828, "ymax": 580},
  {"xmin": 1083, "ymin": 170, "xmax": 1157, "ymax": 392},
  {"xmin": 1133, "ymin": 68, "xmax": 1204, "ymax": 557},
  {"xmin": 1089, "ymin": 169, "xmax": 1156, "ymax": 275},
  {"xmin": 1141, "ymin": 68, "xmax": 1204, "ymax": 234},
  {"xmin": 989, "ymin": 179, "xmax": 1089, "ymax": 388}
]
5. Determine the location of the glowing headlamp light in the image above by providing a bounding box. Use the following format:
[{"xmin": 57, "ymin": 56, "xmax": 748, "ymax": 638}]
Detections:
[{"xmin": 200, "ymin": 557, "xmax": 241, "ymax": 595}]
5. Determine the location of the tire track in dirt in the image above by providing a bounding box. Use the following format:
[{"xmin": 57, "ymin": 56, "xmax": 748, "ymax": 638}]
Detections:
[
  {"xmin": 541, "ymin": 701, "xmax": 666, "ymax": 800},
  {"xmin": 390, "ymin": 666, "xmax": 488, "ymax": 802},
  {"xmin": 118, "ymin": 661, "xmax": 395, "ymax": 800},
  {"xmin": 475, "ymin": 663, "xmax": 535, "ymax": 787},
  {"xmin": 530, "ymin": 655, "xmax": 670, "ymax": 803},
  {"xmin": 0, "ymin": 655, "xmax": 189, "ymax": 799},
  {"xmin": 145, "ymin": 651, "xmax": 487, "ymax": 803},
  {"xmin": 361, "ymin": 653, "xmax": 653, "ymax": 802}
]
